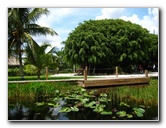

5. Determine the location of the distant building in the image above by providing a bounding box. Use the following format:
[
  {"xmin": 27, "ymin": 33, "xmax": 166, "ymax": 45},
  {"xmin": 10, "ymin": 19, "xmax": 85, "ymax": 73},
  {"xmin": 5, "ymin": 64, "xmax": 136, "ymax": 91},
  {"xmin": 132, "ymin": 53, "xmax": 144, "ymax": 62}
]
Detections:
[{"xmin": 8, "ymin": 57, "xmax": 20, "ymax": 67}]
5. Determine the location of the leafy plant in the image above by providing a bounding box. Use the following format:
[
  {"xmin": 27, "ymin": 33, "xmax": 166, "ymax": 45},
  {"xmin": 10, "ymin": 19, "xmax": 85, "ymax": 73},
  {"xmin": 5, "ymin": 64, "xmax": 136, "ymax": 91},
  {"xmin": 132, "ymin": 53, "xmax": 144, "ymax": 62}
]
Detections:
[
  {"xmin": 133, "ymin": 107, "xmax": 145, "ymax": 117},
  {"xmin": 44, "ymin": 87, "xmax": 147, "ymax": 119},
  {"xmin": 100, "ymin": 111, "xmax": 112, "ymax": 115},
  {"xmin": 116, "ymin": 111, "xmax": 127, "ymax": 117}
]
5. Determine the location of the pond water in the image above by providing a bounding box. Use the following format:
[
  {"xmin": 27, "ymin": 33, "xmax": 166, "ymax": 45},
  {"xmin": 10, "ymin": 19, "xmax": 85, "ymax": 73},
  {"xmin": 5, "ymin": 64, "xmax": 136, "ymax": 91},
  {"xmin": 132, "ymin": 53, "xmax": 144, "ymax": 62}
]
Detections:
[
  {"xmin": 8, "ymin": 84, "xmax": 158, "ymax": 121},
  {"xmin": 8, "ymin": 101, "xmax": 158, "ymax": 120}
]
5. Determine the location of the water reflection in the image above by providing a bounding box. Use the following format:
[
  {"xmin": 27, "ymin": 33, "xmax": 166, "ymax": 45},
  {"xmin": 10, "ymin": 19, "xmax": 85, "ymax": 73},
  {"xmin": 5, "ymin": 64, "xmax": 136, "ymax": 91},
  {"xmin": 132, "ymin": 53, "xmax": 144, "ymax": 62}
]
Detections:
[{"xmin": 8, "ymin": 101, "xmax": 68, "ymax": 120}]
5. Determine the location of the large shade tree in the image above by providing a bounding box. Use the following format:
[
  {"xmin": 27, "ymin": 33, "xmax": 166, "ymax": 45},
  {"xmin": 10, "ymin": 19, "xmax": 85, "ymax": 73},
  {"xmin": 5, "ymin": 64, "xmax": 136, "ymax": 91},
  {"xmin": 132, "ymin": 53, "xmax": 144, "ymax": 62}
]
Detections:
[
  {"xmin": 147, "ymin": 34, "xmax": 158, "ymax": 64},
  {"xmin": 63, "ymin": 19, "xmax": 156, "ymax": 74},
  {"xmin": 8, "ymin": 8, "xmax": 58, "ymax": 79}
]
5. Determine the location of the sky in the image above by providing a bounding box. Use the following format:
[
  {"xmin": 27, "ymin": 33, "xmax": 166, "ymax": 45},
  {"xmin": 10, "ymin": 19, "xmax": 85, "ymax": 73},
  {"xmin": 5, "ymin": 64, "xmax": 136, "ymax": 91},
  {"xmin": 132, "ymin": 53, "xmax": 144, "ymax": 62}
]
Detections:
[{"xmin": 32, "ymin": 7, "xmax": 159, "ymax": 51}]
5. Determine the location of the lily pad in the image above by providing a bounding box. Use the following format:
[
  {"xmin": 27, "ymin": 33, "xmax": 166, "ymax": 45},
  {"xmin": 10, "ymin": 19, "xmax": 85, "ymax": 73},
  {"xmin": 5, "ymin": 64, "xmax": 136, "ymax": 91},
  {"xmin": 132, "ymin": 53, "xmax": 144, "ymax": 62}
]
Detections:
[
  {"xmin": 133, "ymin": 107, "xmax": 145, "ymax": 117},
  {"xmin": 84, "ymin": 101, "xmax": 96, "ymax": 108},
  {"xmin": 120, "ymin": 102, "xmax": 130, "ymax": 107},
  {"xmin": 52, "ymin": 97, "xmax": 62, "ymax": 101},
  {"xmin": 36, "ymin": 102, "xmax": 45, "ymax": 107},
  {"xmin": 100, "ymin": 93, "xmax": 107, "ymax": 97},
  {"xmin": 98, "ymin": 97, "xmax": 109, "ymax": 103},
  {"xmin": 126, "ymin": 114, "xmax": 133, "ymax": 118},
  {"xmin": 93, "ymin": 104, "xmax": 105, "ymax": 113},
  {"xmin": 116, "ymin": 111, "xmax": 127, "ymax": 117},
  {"xmin": 80, "ymin": 98, "xmax": 89, "ymax": 103},
  {"xmin": 48, "ymin": 102, "xmax": 60, "ymax": 107},
  {"xmin": 59, "ymin": 107, "xmax": 71, "ymax": 113},
  {"xmin": 70, "ymin": 106, "xmax": 79, "ymax": 112},
  {"xmin": 100, "ymin": 111, "xmax": 112, "ymax": 115}
]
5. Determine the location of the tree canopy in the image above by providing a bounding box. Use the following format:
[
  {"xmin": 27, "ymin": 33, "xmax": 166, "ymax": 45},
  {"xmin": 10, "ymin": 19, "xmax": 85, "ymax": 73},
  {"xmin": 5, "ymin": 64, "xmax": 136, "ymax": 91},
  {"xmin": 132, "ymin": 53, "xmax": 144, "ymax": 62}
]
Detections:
[{"xmin": 63, "ymin": 19, "xmax": 158, "ymax": 73}]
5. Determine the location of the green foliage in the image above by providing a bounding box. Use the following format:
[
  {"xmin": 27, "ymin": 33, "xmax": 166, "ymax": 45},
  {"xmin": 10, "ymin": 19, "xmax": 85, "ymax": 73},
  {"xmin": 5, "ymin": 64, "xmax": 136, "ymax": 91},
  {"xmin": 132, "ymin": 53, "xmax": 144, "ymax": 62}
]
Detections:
[
  {"xmin": 25, "ymin": 43, "xmax": 59, "ymax": 79},
  {"xmin": 117, "ymin": 78, "xmax": 158, "ymax": 105},
  {"xmin": 147, "ymin": 34, "xmax": 158, "ymax": 63},
  {"xmin": 133, "ymin": 107, "xmax": 145, "ymax": 117},
  {"xmin": 35, "ymin": 87, "xmax": 148, "ymax": 119},
  {"xmin": 8, "ymin": 82, "xmax": 77, "ymax": 102},
  {"xmin": 63, "ymin": 19, "xmax": 158, "ymax": 73},
  {"xmin": 23, "ymin": 64, "xmax": 38, "ymax": 75},
  {"xmin": 8, "ymin": 67, "xmax": 19, "ymax": 76},
  {"xmin": 8, "ymin": 8, "xmax": 57, "ymax": 79}
]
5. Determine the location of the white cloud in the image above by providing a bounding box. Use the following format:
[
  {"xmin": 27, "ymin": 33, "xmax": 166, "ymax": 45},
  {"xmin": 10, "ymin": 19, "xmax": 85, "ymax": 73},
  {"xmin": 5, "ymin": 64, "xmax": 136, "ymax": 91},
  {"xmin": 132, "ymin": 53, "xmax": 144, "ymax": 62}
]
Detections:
[
  {"xmin": 120, "ymin": 9, "xmax": 158, "ymax": 34},
  {"xmin": 32, "ymin": 35, "xmax": 63, "ymax": 51},
  {"xmin": 96, "ymin": 8, "xmax": 159, "ymax": 34},
  {"xmin": 33, "ymin": 8, "xmax": 75, "ymax": 49},
  {"xmin": 120, "ymin": 14, "xmax": 140, "ymax": 24},
  {"xmin": 36, "ymin": 8, "xmax": 74, "ymax": 27},
  {"xmin": 95, "ymin": 8, "xmax": 125, "ymax": 20}
]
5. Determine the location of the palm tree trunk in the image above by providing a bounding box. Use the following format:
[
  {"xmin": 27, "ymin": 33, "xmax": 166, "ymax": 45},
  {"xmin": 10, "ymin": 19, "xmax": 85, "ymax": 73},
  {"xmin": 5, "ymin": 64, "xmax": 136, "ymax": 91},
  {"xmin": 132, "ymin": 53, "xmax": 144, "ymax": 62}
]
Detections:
[
  {"xmin": 46, "ymin": 66, "xmax": 48, "ymax": 80},
  {"xmin": 19, "ymin": 45, "xmax": 24, "ymax": 80}
]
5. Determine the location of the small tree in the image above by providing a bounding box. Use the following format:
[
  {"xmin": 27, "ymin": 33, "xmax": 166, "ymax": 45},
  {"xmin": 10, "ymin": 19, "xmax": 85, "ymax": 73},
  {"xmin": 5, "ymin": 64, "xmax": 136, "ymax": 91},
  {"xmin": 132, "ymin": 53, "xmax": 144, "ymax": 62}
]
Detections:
[{"xmin": 25, "ymin": 42, "xmax": 58, "ymax": 79}]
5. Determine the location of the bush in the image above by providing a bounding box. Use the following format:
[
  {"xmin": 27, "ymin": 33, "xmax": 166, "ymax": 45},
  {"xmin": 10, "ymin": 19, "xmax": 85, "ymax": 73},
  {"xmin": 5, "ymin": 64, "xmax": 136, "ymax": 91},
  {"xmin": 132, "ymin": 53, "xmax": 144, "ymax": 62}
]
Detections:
[
  {"xmin": 8, "ymin": 67, "xmax": 20, "ymax": 76},
  {"xmin": 23, "ymin": 64, "xmax": 38, "ymax": 76}
]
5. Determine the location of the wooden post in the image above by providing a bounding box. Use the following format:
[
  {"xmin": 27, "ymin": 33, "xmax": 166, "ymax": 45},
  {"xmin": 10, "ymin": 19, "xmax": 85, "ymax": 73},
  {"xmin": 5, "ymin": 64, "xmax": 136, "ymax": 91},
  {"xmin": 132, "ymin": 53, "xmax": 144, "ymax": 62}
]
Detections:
[
  {"xmin": 145, "ymin": 70, "xmax": 148, "ymax": 77},
  {"xmin": 46, "ymin": 66, "xmax": 48, "ymax": 80},
  {"xmin": 116, "ymin": 66, "xmax": 118, "ymax": 77},
  {"xmin": 84, "ymin": 66, "xmax": 87, "ymax": 81},
  {"xmin": 73, "ymin": 65, "xmax": 76, "ymax": 73}
]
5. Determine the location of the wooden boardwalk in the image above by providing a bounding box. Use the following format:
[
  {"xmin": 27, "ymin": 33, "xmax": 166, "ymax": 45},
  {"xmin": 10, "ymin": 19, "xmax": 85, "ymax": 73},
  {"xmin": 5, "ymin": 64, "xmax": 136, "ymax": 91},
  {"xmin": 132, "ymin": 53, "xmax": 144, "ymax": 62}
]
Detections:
[
  {"xmin": 9, "ymin": 69, "xmax": 155, "ymax": 88},
  {"xmin": 80, "ymin": 77, "xmax": 150, "ymax": 88},
  {"xmin": 8, "ymin": 77, "xmax": 150, "ymax": 88}
]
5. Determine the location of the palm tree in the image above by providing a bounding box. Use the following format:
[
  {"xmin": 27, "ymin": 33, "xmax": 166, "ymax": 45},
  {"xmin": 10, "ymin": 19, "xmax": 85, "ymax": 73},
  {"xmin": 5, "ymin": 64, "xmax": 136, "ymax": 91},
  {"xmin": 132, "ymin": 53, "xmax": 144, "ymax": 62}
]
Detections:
[
  {"xmin": 25, "ymin": 42, "xmax": 58, "ymax": 80},
  {"xmin": 8, "ymin": 8, "xmax": 58, "ymax": 79}
]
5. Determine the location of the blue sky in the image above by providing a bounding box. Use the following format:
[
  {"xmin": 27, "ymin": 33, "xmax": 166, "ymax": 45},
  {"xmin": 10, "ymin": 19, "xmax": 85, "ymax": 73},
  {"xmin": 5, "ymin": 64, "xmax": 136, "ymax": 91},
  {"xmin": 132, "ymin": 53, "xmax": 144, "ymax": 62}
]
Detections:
[{"xmin": 32, "ymin": 8, "xmax": 159, "ymax": 50}]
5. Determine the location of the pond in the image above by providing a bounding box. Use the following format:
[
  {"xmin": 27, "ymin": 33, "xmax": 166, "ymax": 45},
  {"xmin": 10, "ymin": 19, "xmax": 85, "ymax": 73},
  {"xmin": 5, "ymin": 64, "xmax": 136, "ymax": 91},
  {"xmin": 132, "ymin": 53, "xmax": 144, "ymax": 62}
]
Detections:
[{"xmin": 8, "ymin": 82, "xmax": 158, "ymax": 121}]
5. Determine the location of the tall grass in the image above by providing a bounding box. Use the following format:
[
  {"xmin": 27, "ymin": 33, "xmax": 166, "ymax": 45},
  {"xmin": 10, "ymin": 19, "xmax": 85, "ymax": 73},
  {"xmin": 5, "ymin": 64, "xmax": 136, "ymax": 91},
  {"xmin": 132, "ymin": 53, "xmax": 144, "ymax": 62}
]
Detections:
[
  {"xmin": 8, "ymin": 82, "xmax": 78, "ymax": 102},
  {"xmin": 114, "ymin": 78, "xmax": 158, "ymax": 106},
  {"xmin": 8, "ymin": 78, "xmax": 158, "ymax": 107}
]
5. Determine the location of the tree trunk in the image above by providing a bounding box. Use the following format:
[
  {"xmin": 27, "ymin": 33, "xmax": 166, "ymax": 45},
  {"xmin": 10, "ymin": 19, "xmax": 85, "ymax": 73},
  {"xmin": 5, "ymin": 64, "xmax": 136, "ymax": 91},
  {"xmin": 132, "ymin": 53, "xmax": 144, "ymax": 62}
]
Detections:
[
  {"xmin": 37, "ymin": 69, "xmax": 41, "ymax": 80},
  {"xmin": 46, "ymin": 66, "xmax": 48, "ymax": 80},
  {"xmin": 88, "ymin": 64, "xmax": 91, "ymax": 75},
  {"xmin": 18, "ymin": 44, "xmax": 24, "ymax": 80},
  {"xmin": 92, "ymin": 65, "xmax": 96, "ymax": 75}
]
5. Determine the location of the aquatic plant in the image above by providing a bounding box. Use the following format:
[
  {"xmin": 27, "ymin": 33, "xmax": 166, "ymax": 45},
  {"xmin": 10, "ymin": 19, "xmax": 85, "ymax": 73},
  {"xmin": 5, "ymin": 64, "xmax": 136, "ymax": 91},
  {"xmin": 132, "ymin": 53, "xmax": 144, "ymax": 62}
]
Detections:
[
  {"xmin": 133, "ymin": 107, "xmax": 145, "ymax": 117},
  {"xmin": 36, "ymin": 87, "xmax": 147, "ymax": 119}
]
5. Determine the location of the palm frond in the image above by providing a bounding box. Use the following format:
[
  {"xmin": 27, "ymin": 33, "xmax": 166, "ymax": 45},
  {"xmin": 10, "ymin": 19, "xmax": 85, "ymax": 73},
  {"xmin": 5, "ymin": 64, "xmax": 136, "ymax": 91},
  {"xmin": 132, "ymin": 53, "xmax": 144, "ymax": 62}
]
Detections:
[
  {"xmin": 40, "ymin": 43, "xmax": 51, "ymax": 53},
  {"xmin": 28, "ymin": 8, "xmax": 50, "ymax": 23},
  {"xmin": 26, "ymin": 26, "xmax": 58, "ymax": 36},
  {"xmin": 23, "ymin": 32, "xmax": 40, "ymax": 60},
  {"xmin": 47, "ymin": 46, "xmax": 58, "ymax": 54}
]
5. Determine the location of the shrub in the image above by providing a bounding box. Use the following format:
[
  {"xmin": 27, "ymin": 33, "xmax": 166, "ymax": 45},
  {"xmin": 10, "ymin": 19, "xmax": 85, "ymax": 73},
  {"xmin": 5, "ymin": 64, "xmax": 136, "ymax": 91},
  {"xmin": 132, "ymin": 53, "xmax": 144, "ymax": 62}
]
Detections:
[
  {"xmin": 23, "ymin": 64, "xmax": 38, "ymax": 76},
  {"xmin": 8, "ymin": 67, "xmax": 19, "ymax": 76}
]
